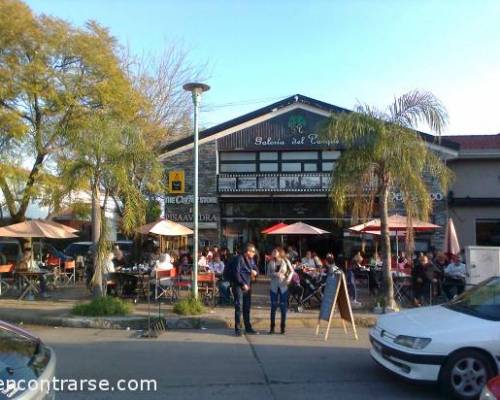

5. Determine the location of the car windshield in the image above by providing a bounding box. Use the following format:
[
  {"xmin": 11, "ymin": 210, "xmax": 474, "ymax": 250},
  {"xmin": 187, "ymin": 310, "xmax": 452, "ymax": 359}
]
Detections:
[{"xmin": 445, "ymin": 277, "xmax": 500, "ymax": 321}]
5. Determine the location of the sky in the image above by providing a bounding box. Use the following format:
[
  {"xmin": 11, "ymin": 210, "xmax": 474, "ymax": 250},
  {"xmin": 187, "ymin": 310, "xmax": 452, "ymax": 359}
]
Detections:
[{"xmin": 26, "ymin": 0, "xmax": 500, "ymax": 135}]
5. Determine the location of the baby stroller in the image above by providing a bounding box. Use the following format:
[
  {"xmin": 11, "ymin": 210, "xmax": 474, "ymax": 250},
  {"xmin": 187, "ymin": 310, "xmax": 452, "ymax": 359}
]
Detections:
[{"xmin": 289, "ymin": 268, "xmax": 326, "ymax": 312}]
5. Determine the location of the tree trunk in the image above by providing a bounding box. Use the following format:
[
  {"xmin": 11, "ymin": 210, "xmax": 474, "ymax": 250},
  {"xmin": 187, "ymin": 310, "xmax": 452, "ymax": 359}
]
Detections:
[
  {"xmin": 380, "ymin": 184, "xmax": 396, "ymax": 310},
  {"xmin": 91, "ymin": 181, "xmax": 103, "ymax": 297}
]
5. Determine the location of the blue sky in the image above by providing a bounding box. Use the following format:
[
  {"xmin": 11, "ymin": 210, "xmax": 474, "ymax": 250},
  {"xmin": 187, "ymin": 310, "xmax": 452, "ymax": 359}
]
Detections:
[{"xmin": 26, "ymin": 0, "xmax": 500, "ymax": 135}]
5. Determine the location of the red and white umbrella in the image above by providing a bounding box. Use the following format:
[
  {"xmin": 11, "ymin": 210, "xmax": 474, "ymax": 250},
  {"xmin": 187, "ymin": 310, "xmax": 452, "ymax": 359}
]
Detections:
[
  {"xmin": 443, "ymin": 217, "xmax": 460, "ymax": 258},
  {"xmin": 268, "ymin": 222, "xmax": 329, "ymax": 235},
  {"xmin": 261, "ymin": 222, "xmax": 288, "ymax": 234},
  {"xmin": 268, "ymin": 222, "xmax": 329, "ymax": 256}
]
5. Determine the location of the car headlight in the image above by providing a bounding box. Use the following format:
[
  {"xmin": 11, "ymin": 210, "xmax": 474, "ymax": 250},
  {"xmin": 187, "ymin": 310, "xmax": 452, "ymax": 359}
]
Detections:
[{"xmin": 394, "ymin": 335, "xmax": 432, "ymax": 349}]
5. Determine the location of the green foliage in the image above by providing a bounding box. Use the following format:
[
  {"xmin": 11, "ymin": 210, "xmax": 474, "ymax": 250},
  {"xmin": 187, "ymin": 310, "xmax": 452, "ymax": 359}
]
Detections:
[
  {"xmin": 0, "ymin": 0, "xmax": 148, "ymax": 221},
  {"xmin": 323, "ymin": 90, "xmax": 453, "ymax": 307},
  {"xmin": 145, "ymin": 197, "xmax": 162, "ymax": 223},
  {"xmin": 173, "ymin": 296, "xmax": 205, "ymax": 316},
  {"xmin": 72, "ymin": 296, "xmax": 133, "ymax": 317}
]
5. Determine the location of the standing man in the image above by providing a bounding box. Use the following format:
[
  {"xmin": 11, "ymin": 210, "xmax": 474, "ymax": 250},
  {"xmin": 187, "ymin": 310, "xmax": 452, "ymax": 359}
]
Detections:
[{"xmin": 232, "ymin": 243, "xmax": 259, "ymax": 336}]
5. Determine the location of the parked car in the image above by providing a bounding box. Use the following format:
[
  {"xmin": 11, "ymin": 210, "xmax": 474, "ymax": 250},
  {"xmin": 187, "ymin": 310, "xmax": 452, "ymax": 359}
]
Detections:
[
  {"xmin": 370, "ymin": 276, "xmax": 500, "ymax": 400},
  {"xmin": 0, "ymin": 320, "xmax": 56, "ymax": 399},
  {"xmin": 0, "ymin": 239, "xmax": 22, "ymax": 264},
  {"xmin": 63, "ymin": 241, "xmax": 93, "ymax": 260},
  {"xmin": 481, "ymin": 376, "xmax": 500, "ymax": 400}
]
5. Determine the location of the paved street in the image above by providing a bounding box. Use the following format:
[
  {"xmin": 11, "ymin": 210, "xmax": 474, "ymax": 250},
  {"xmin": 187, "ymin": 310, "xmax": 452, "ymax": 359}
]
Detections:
[{"xmin": 30, "ymin": 325, "xmax": 443, "ymax": 400}]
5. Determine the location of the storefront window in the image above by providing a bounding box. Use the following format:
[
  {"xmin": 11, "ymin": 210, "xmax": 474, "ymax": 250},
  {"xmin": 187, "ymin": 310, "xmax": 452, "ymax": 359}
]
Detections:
[
  {"xmin": 260, "ymin": 163, "xmax": 278, "ymax": 172},
  {"xmin": 220, "ymin": 152, "xmax": 256, "ymax": 161},
  {"xmin": 282, "ymin": 151, "xmax": 318, "ymax": 160},
  {"xmin": 322, "ymin": 150, "xmax": 341, "ymax": 160},
  {"xmin": 260, "ymin": 152, "xmax": 278, "ymax": 160},
  {"xmin": 220, "ymin": 163, "xmax": 256, "ymax": 173},
  {"xmin": 322, "ymin": 162, "xmax": 335, "ymax": 171},
  {"xmin": 476, "ymin": 219, "xmax": 500, "ymax": 246},
  {"xmin": 304, "ymin": 163, "xmax": 318, "ymax": 172},
  {"xmin": 282, "ymin": 163, "xmax": 301, "ymax": 172}
]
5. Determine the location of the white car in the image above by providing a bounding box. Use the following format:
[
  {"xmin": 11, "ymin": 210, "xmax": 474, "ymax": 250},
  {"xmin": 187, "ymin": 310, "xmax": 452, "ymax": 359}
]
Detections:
[{"xmin": 370, "ymin": 276, "xmax": 500, "ymax": 400}]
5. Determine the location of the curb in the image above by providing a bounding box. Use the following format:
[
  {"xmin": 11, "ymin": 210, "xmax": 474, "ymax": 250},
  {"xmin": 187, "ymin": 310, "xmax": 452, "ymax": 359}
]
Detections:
[{"xmin": 0, "ymin": 311, "xmax": 377, "ymax": 331}]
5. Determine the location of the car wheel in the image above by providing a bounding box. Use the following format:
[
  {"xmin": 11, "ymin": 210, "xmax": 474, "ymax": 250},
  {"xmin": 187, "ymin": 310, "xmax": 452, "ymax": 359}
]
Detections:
[{"xmin": 439, "ymin": 349, "xmax": 495, "ymax": 400}]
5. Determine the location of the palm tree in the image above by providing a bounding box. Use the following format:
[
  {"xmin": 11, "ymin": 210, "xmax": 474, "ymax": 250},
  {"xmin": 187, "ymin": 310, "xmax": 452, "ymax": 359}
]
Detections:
[{"xmin": 324, "ymin": 90, "xmax": 453, "ymax": 309}]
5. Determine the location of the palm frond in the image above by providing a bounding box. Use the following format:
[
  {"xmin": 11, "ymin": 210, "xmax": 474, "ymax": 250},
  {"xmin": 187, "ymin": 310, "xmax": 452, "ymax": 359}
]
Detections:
[{"xmin": 388, "ymin": 90, "xmax": 448, "ymax": 135}]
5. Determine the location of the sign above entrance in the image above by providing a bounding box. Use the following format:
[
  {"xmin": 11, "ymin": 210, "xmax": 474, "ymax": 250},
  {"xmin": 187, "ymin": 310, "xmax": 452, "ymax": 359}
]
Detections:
[
  {"xmin": 217, "ymin": 109, "xmax": 340, "ymax": 151},
  {"xmin": 165, "ymin": 195, "xmax": 218, "ymax": 204}
]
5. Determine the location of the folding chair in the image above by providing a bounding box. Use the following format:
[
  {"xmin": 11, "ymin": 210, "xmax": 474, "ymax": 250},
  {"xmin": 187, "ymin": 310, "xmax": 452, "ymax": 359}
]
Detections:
[
  {"xmin": 0, "ymin": 264, "xmax": 15, "ymax": 296},
  {"xmin": 198, "ymin": 272, "xmax": 217, "ymax": 307},
  {"xmin": 61, "ymin": 260, "xmax": 76, "ymax": 286},
  {"xmin": 155, "ymin": 269, "xmax": 177, "ymax": 302}
]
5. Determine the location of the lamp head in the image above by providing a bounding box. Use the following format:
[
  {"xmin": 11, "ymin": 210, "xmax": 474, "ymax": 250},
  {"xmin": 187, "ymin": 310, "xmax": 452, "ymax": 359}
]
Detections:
[{"xmin": 183, "ymin": 82, "xmax": 210, "ymax": 94}]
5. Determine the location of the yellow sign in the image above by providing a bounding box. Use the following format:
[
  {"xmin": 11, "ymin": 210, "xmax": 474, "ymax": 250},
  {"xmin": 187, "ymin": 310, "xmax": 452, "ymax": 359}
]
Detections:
[{"xmin": 168, "ymin": 170, "xmax": 185, "ymax": 194}]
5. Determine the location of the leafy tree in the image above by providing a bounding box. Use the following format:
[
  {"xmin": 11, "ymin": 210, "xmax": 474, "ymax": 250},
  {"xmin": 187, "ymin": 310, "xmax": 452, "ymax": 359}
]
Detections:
[
  {"xmin": 324, "ymin": 90, "xmax": 453, "ymax": 308},
  {"xmin": 58, "ymin": 114, "xmax": 155, "ymax": 294},
  {"xmin": 0, "ymin": 0, "xmax": 141, "ymax": 222}
]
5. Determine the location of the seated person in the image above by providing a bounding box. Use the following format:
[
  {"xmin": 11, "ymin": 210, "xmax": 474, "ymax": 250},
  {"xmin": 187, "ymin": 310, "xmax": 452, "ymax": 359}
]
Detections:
[
  {"xmin": 112, "ymin": 245, "xmax": 126, "ymax": 269},
  {"xmin": 17, "ymin": 248, "xmax": 48, "ymax": 297},
  {"xmin": 301, "ymin": 251, "xmax": 316, "ymax": 269},
  {"xmin": 208, "ymin": 254, "xmax": 225, "ymax": 275},
  {"xmin": 197, "ymin": 251, "xmax": 209, "ymax": 272},
  {"xmin": 443, "ymin": 255, "xmax": 467, "ymax": 300}
]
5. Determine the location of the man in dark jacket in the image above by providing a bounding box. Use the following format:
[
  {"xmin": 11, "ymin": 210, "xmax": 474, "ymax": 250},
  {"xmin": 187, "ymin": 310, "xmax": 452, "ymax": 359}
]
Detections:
[{"xmin": 232, "ymin": 243, "xmax": 259, "ymax": 336}]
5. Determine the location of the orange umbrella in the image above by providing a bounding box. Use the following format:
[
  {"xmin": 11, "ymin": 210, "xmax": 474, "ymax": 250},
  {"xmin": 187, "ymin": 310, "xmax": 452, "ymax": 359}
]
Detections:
[{"xmin": 0, "ymin": 220, "xmax": 78, "ymax": 239}]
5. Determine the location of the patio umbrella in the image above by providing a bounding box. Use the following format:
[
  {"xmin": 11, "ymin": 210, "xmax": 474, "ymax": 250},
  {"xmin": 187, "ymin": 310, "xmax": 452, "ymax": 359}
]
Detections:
[
  {"xmin": 443, "ymin": 217, "xmax": 460, "ymax": 258},
  {"xmin": 0, "ymin": 220, "xmax": 78, "ymax": 239},
  {"xmin": 45, "ymin": 220, "xmax": 79, "ymax": 234},
  {"xmin": 268, "ymin": 222, "xmax": 330, "ymax": 256},
  {"xmin": 137, "ymin": 219, "xmax": 193, "ymax": 236},
  {"xmin": 348, "ymin": 214, "xmax": 440, "ymax": 256},
  {"xmin": 261, "ymin": 222, "xmax": 288, "ymax": 234}
]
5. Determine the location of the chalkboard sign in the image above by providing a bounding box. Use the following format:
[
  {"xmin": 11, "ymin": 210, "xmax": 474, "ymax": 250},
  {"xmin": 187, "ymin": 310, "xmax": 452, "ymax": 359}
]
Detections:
[
  {"xmin": 316, "ymin": 272, "xmax": 358, "ymax": 341},
  {"xmin": 319, "ymin": 273, "xmax": 339, "ymax": 321}
]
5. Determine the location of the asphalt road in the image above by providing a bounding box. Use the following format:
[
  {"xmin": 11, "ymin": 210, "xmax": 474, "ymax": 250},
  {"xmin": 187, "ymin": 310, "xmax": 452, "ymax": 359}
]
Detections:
[{"xmin": 29, "ymin": 325, "xmax": 444, "ymax": 400}]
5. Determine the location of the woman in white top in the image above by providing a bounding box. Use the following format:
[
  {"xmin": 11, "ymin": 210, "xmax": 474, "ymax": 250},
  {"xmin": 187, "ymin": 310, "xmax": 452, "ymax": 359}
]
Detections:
[{"xmin": 269, "ymin": 247, "xmax": 294, "ymax": 335}]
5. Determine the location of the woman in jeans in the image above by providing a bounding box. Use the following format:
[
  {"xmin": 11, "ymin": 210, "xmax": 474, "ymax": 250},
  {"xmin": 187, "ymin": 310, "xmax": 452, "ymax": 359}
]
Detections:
[{"xmin": 269, "ymin": 247, "xmax": 294, "ymax": 334}]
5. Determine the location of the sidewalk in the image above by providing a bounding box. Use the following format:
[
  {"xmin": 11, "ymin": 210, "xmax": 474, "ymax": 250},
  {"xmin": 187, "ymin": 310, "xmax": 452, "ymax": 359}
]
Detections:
[
  {"xmin": 0, "ymin": 278, "xmax": 379, "ymax": 331},
  {"xmin": 0, "ymin": 298, "xmax": 378, "ymax": 331}
]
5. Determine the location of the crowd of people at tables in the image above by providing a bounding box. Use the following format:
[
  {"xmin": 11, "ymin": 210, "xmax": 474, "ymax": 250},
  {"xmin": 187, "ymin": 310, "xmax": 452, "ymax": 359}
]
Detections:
[{"xmin": 100, "ymin": 240, "xmax": 467, "ymax": 310}]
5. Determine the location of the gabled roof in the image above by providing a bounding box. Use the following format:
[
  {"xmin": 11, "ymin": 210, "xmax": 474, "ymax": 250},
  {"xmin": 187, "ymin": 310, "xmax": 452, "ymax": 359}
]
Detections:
[{"xmin": 161, "ymin": 94, "xmax": 459, "ymax": 156}]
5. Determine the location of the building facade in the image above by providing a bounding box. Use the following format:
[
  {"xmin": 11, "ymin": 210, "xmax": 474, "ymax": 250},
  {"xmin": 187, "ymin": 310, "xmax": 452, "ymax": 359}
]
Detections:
[
  {"xmin": 161, "ymin": 94, "xmax": 459, "ymax": 255},
  {"xmin": 445, "ymin": 134, "xmax": 500, "ymax": 249}
]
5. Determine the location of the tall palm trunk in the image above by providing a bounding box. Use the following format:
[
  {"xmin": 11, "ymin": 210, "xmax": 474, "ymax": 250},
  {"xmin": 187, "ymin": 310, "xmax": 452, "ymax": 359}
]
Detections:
[
  {"xmin": 91, "ymin": 180, "xmax": 103, "ymax": 297},
  {"xmin": 380, "ymin": 183, "xmax": 395, "ymax": 309}
]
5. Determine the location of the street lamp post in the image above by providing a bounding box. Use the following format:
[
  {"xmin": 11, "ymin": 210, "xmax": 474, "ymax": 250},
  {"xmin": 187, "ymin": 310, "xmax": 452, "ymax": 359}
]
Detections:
[{"xmin": 183, "ymin": 82, "xmax": 210, "ymax": 299}]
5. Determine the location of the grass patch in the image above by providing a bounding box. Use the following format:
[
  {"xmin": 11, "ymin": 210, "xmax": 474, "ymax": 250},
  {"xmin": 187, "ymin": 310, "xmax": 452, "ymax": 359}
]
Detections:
[
  {"xmin": 173, "ymin": 296, "xmax": 205, "ymax": 315},
  {"xmin": 72, "ymin": 296, "xmax": 133, "ymax": 317}
]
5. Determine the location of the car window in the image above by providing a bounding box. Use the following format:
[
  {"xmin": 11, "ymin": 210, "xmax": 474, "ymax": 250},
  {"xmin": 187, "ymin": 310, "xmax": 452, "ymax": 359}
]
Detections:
[
  {"xmin": 0, "ymin": 328, "xmax": 38, "ymax": 369},
  {"xmin": 446, "ymin": 277, "xmax": 500, "ymax": 321}
]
